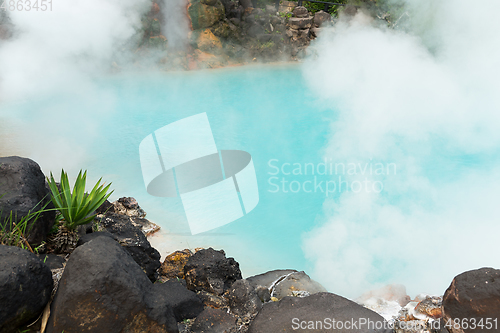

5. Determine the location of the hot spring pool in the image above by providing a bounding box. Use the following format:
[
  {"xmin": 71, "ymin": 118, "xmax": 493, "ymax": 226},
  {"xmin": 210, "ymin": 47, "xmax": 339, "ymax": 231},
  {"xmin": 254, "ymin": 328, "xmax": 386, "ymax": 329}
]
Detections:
[{"xmin": 2, "ymin": 64, "xmax": 500, "ymax": 299}]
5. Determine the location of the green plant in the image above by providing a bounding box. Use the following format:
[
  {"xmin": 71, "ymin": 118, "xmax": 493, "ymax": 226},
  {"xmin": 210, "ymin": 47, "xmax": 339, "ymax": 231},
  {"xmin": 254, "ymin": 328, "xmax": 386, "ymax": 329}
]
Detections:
[
  {"xmin": 1, "ymin": 196, "xmax": 50, "ymax": 252},
  {"xmin": 278, "ymin": 11, "xmax": 292, "ymax": 19},
  {"xmin": 303, "ymin": 0, "xmax": 347, "ymax": 16},
  {"xmin": 47, "ymin": 170, "xmax": 113, "ymax": 232}
]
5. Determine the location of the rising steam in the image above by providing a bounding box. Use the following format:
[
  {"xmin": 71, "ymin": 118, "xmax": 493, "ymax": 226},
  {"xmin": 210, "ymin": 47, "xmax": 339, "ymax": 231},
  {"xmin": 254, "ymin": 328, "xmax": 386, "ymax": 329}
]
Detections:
[{"xmin": 302, "ymin": 0, "xmax": 500, "ymax": 298}]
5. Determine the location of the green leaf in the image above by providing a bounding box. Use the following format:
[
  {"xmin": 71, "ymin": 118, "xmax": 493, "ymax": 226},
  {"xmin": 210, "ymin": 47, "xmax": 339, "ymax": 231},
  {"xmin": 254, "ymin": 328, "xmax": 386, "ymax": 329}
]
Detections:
[{"xmin": 46, "ymin": 169, "xmax": 114, "ymax": 231}]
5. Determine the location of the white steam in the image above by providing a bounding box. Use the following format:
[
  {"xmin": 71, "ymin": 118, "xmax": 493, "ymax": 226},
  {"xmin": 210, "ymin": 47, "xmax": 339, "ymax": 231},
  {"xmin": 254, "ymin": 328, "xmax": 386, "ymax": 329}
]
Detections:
[
  {"xmin": 163, "ymin": 0, "xmax": 190, "ymax": 50},
  {"xmin": 0, "ymin": 0, "xmax": 149, "ymax": 171},
  {"xmin": 303, "ymin": 0, "xmax": 500, "ymax": 298}
]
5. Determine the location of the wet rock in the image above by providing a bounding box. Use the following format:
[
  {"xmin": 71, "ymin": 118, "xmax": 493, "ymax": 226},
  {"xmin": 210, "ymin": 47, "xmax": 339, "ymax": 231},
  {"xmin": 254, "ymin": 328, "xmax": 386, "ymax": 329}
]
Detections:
[
  {"xmin": 288, "ymin": 17, "xmax": 313, "ymax": 29},
  {"xmin": 0, "ymin": 245, "xmax": 53, "ymax": 333},
  {"xmin": 313, "ymin": 10, "xmax": 331, "ymax": 27},
  {"xmin": 292, "ymin": 6, "xmax": 309, "ymax": 18},
  {"xmin": 46, "ymin": 236, "xmax": 178, "ymax": 333},
  {"xmin": 189, "ymin": 0, "xmax": 225, "ymax": 30},
  {"xmin": 154, "ymin": 279, "xmax": 204, "ymax": 322},
  {"xmin": 159, "ymin": 249, "xmax": 193, "ymax": 280},
  {"xmin": 442, "ymin": 267, "xmax": 500, "ymax": 333},
  {"xmin": 184, "ymin": 248, "xmax": 242, "ymax": 296},
  {"xmin": 190, "ymin": 308, "xmax": 238, "ymax": 333},
  {"xmin": 98, "ymin": 213, "xmax": 161, "ymax": 281},
  {"xmin": 248, "ymin": 292, "xmax": 392, "ymax": 333},
  {"xmin": 0, "ymin": 156, "xmax": 55, "ymax": 245},
  {"xmin": 224, "ymin": 279, "xmax": 262, "ymax": 317},
  {"xmin": 197, "ymin": 290, "xmax": 229, "ymax": 309}
]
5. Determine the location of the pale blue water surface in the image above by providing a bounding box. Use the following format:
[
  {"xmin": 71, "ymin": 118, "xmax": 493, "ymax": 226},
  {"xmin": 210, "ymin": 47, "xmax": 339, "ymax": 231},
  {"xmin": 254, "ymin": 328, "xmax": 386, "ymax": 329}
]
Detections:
[{"xmin": 2, "ymin": 64, "xmax": 499, "ymax": 296}]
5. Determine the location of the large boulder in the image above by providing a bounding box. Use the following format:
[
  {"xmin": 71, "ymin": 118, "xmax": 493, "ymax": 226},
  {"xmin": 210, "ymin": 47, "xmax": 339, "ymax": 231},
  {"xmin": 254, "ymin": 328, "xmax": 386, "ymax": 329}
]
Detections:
[
  {"xmin": 0, "ymin": 156, "xmax": 55, "ymax": 245},
  {"xmin": 46, "ymin": 236, "xmax": 178, "ymax": 333},
  {"xmin": 188, "ymin": 0, "xmax": 225, "ymax": 30},
  {"xmin": 0, "ymin": 245, "xmax": 53, "ymax": 333},
  {"xmin": 247, "ymin": 269, "xmax": 298, "ymax": 289},
  {"xmin": 272, "ymin": 271, "xmax": 328, "ymax": 299},
  {"xmin": 247, "ymin": 269, "xmax": 326, "ymax": 300},
  {"xmin": 190, "ymin": 308, "xmax": 238, "ymax": 333},
  {"xmin": 184, "ymin": 248, "xmax": 242, "ymax": 296},
  {"xmin": 152, "ymin": 279, "xmax": 204, "ymax": 322},
  {"xmin": 98, "ymin": 212, "xmax": 161, "ymax": 281},
  {"xmin": 442, "ymin": 267, "xmax": 500, "ymax": 333},
  {"xmin": 248, "ymin": 292, "xmax": 392, "ymax": 333}
]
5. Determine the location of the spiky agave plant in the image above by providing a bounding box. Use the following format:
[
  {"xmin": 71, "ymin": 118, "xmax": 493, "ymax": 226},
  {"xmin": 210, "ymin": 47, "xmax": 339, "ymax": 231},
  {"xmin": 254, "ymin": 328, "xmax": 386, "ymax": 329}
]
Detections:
[{"xmin": 47, "ymin": 170, "xmax": 113, "ymax": 253}]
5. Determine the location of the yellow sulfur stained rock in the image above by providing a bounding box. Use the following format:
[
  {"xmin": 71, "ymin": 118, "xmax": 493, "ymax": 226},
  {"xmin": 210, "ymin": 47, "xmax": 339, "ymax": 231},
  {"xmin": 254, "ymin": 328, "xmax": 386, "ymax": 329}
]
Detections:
[{"xmin": 197, "ymin": 29, "xmax": 222, "ymax": 52}]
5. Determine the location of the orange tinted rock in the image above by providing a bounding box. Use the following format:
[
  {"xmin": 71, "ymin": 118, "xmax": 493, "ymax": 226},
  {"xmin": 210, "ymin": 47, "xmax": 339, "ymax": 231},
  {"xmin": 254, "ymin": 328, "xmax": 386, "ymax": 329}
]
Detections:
[
  {"xmin": 159, "ymin": 249, "xmax": 192, "ymax": 279},
  {"xmin": 415, "ymin": 296, "xmax": 443, "ymax": 319},
  {"xmin": 197, "ymin": 29, "xmax": 222, "ymax": 52}
]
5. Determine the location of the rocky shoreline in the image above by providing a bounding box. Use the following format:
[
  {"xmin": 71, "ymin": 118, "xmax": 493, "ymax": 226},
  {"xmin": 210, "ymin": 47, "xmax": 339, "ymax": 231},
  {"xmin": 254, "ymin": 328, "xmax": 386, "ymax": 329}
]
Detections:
[{"xmin": 1, "ymin": 156, "xmax": 500, "ymax": 333}]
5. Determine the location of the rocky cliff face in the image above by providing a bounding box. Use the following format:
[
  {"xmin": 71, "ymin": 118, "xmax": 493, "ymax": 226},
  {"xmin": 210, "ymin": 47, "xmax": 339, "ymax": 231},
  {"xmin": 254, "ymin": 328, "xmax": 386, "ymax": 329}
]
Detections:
[{"xmin": 137, "ymin": 0, "xmax": 334, "ymax": 70}]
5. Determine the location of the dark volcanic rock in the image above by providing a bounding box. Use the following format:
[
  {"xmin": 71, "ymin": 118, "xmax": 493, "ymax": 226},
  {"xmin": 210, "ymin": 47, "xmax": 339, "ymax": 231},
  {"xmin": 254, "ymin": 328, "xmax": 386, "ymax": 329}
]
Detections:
[
  {"xmin": 153, "ymin": 279, "xmax": 204, "ymax": 322},
  {"xmin": 0, "ymin": 245, "xmax": 53, "ymax": 333},
  {"xmin": 272, "ymin": 271, "xmax": 327, "ymax": 299},
  {"xmin": 98, "ymin": 212, "xmax": 161, "ymax": 281},
  {"xmin": 247, "ymin": 269, "xmax": 298, "ymax": 289},
  {"xmin": 190, "ymin": 308, "xmax": 238, "ymax": 333},
  {"xmin": 197, "ymin": 290, "xmax": 229, "ymax": 309},
  {"xmin": 95, "ymin": 199, "xmax": 115, "ymax": 215},
  {"xmin": 224, "ymin": 279, "xmax": 262, "ymax": 318},
  {"xmin": 46, "ymin": 236, "xmax": 178, "ymax": 333},
  {"xmin": 0, "ymin": 156, "xmax": 55, "ymax": 245},
  {"xmin": 184, "ymin": 248, "xmax": 242, "ymax": 296},
  {"xmin": 76, "ymin": 230, "xmax": 114, "ymax": 247},
  {"xmin": 443, "ymin": 267, "xmax": 500, "ymax": 333},
  {"xmin": 37, "ymin": 253, "xmax": 66, "ymax": 269},
  {"xmin": 248, "ymin": 292, "xmax": 391, "ymax": 333}
]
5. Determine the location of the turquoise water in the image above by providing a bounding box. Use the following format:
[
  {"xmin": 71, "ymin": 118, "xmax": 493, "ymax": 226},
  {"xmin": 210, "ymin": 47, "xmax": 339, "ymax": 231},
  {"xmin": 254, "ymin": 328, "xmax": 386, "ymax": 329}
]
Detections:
[
  {"xmin": 1, "ymin": 64, "xmax": 331, "ymax": 275},
  {"xmin": 3, "ymin": 64, "xmax": 500, "ymax": 297}
]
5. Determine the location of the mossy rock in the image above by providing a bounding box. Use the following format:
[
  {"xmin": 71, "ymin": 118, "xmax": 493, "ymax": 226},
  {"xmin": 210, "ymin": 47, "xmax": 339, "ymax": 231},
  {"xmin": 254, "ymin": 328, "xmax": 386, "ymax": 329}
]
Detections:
[{"xmin": 188, "ymin": 0, "xmax": 225, "ymax": 30}]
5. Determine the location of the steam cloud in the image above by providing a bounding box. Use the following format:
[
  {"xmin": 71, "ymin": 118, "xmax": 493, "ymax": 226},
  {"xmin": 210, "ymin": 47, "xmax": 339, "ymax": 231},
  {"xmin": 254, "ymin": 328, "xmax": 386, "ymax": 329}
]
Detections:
[
  {"xmin": 302, "ymin": 0, "xmax": 500, "ymax": 298},
  {"xmin": 0, "ymin": 0, "xmax": 150, "ymax": 171}
]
